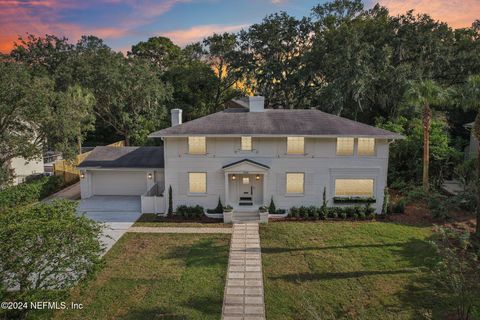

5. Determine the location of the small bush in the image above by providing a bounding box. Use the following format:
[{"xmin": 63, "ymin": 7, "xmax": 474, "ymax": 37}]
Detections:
[
  {"xmin": 391, "ymin": 198, "xmax": 406, "ymax": 214},
  {"xmin": 329, "ymin": 207, "xmax": 338, "ymax": 219},
  {"xmin": 307, "ymin": 206, "xmax": 316, "ymax": 218},
  {"xmin": 269, "ymin": 197, "xmax": 276, "ymax": 214},
  {"xmin": 338, "ymin": 209, "xmax": 347, "ymax": 220},
  {"xmin": 298, "ymin": 206, "xmax": 309, "ymax": 218},
  {"xmin": 259, "ymin": 206, "xmax": 268, "ymax": 213},
  {"xmin": 176, "ymin": 205, "xmax": 204, "ymax": 218},
  {"xmin": 428, "ymin": 195, "xmax": 449, "ymax": 220},
  {"xmin": 365, "ymin": 203, "xmax": 375, "ymax": 218},
  {"xmin": 344, "ymin": 206, "xmax": 355, "ymax": 218},
  {"xmin": 289, "ymin": 207, "xmax": 299, "ymax": 218},
  {"xmin": 406, "ymin": 187, "xmax": 429, "ymax": 203},
  {"xmin": 317, "ymin": 207, "xmax": 327, "ymax": 220},
  {"xmin": 223, "ymin": 205, "xmax": 233, "ymax": 213},
  {"xmin": 275, "ymin": 209, "xmax": 286, "ymax": 215}
]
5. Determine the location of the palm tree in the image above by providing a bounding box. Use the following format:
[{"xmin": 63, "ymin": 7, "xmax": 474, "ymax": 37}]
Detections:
[
  {"xmin": 459, "ymin": 75, "xmax": 480, "ymax": 236},
  {"xmin": 404, "ymin": 79, "xmax": 447, "ymax": 191}
]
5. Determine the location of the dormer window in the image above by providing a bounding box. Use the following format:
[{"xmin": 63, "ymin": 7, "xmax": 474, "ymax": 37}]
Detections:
[
  {"xmin": 336, "ymin": 137, "xmax": 354, "ymax": 156},
  {"xmin": 241, "ymin": 137, "xmax": 252, "ymax": 151},
  {"xmin": 188, "ymin": 137, "xmax": 206, "ymax": 154},
  {"xmin": 358, "ymin": 138, "xmax": 375, "ymax": 156},
  {"xmin": 287, "ymin": 137, "xmax": 304, "ymax": 154}
]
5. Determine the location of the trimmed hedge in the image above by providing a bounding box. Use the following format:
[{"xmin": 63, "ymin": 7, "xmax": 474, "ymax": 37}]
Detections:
[
  {"xmin": 288, "ymin": 203, "xmax": 375, "ymax": 221},
  {"xmin": 0, "ymin": 175, "xmax": 67, "ymax": 213},
  {"xmin": 176, "ymin": 205, "xmax": 204, "ymax": 218}
]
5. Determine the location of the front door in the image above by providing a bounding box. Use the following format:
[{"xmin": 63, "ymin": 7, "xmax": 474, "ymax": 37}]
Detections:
[{"xmin": 239, "ymin": 175, "xmax": 253, "ymax": 206}]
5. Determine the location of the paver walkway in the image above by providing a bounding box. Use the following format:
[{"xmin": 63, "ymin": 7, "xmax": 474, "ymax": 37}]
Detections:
[
  {"xmin": 127, "ymin": 226, "xmax": 232, "ymax": 234},
  {"xmin": 222, "ymin": 223, "xmax": 265, "ymax": 320}
]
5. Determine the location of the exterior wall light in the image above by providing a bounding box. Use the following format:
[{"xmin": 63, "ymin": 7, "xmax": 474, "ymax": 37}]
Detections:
[
  {"xmin": 256, "ymin": 174, "xmax": 260, "ymax": 180},
  {"xmin": 80, "ymin": 172, "xmax": 85, "ymax": 179},
  {"xmin": 147, "ymin": 173, "xmax": 153, "ymax": 180},
  {"xmin": 232, "ymin": 174, "xmax": 236, "ymax": 180}
]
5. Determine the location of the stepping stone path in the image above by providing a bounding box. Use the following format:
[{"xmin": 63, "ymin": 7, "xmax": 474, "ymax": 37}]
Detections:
[{"xmin": 222, "ymin": 223, "xmax": 265, "ymax": 320}]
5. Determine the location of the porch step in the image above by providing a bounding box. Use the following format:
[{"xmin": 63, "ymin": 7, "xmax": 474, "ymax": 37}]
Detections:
[
  {"xmin": 232, "ymin": 212, "xmax": 261, "ymax": 223},
  {"xmin": 239, "ymin": 202, "xmax": 254, "ymax": 206},
  {"xmin": 240, "ymin": 197, "xmax": 252, "ymax": 201}
]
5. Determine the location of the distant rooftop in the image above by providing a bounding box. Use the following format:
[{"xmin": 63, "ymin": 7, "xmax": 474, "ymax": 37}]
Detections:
[
  {"xmin": 78, "ymin": 146, "xmax": 164, "ymax": 169},
  {"xmin": 149, "ymin": 108, "xmax": 403, "ymax": 139}
]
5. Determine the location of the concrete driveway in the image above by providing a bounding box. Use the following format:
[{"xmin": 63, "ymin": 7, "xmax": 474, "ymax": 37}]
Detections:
[{"xmin": 77, "ymin": 196, "xmax": 142, "ymax": 254}]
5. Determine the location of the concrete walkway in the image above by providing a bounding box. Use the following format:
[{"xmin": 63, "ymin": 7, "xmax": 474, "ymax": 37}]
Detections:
[
  {"xmin": 127, "ymin": 226, "xmax": 232, "ymax": 234},
  {"xmin": 222, "ymin": 223, "xmax": 265, "ymax": 320}
]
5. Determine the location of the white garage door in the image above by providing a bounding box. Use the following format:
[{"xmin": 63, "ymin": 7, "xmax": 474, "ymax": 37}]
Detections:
[{"xmin": 92, "ymin": 171, "xmax": 147, "ymax": 196}]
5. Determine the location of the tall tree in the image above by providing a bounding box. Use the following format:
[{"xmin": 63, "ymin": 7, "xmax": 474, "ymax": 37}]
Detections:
[
  {"xmin": 128, "ymin": 36, "xmax": 182, "ymax": 70},
  {"xmin": 404, "ymin": 79, "xmax": 448, "ymax": 191},
  {"xmin": 458, "ymin": 75, "xmax": 480, "ymax": 236}
]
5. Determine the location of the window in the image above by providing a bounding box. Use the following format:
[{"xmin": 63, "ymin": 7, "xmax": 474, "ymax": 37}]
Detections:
[
  {"xmin": 242, "ymin": 177, "xmax": 250, "ymax": 184},
  {"xmin": 335, "ymin": 179, "xmax": 373, "ymax": 197},
  {"xmin": 287, "ymin": 137, "xmax": 304, "ymax": 154},
  {"xmin": 241, "ymin": 137, "xmax": 252, "ymax": 151},
  {"xmin": 336, "ymin": 137, "xmax": 354, "ymax": 156},
  {"xmin": 189, "ymin": 172, "xmax": 206, "ymax": 193},
  {"xmin": 358, "ymin": 138, "xmax": 375, "ymax": 156},
  {"xmin": 188, "ymin": 137, "xmax": 206, "ymax": 154},
  {"xmin": 286, "ymin": 173, "xmax": 304, "ymax": 194}
]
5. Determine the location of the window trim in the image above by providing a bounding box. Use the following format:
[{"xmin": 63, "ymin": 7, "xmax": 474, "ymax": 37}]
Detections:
[
  {"xmin": 188, "ymin": 136, "xmax": 206, "ymax": 155},
  {"xmin": 285, "ymin": 172, "xmax": 305, "ymax": 195},
  {"xmin": 287, "ymin": 136, "xmax": 305, "ymax": 155},
  {"xmin": 188, "ymin": 172, "xmax": 207, "ymax": 194},
  {"xmin": 336, "ymin": 137, "xmax": 354, "ymax": 156},
  {"xmin": 334, "ymin": 178, "xmax": 375, "ymax": 198},
  {"xmin": 358, "ymin": 138, "xmax": 376, "ymax": 157}
]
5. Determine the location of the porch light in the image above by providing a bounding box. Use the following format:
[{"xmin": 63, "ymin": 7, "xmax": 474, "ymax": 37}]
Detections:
[
  {"xmin": 256, "ymin": 174, "xmax": 260, "ymax": 180},
  {"xmin": 80, "ymin": 172, "xmax": 85, "ymax": 179},
  {"xmin": 232, "ymin": 174, "xmax": 236, "ymax": 180},
  {"xmin": 147, "ymin": 173, "xmax": 153, "ymax": 180}
]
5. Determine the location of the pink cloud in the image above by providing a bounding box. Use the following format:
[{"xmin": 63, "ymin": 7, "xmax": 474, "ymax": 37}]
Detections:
[
  {"xmin": 376, "ymin": 0, "xmax": 479, "ymax": 28},
  {"xmin": 161, "ymin": 24, "xmax": 249, "ymax": 46}
]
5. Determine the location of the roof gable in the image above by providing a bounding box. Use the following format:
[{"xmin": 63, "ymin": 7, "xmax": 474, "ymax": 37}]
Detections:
[{"xmin": 222, "ymin": 159, "xmax": 270, "ymax": 172}]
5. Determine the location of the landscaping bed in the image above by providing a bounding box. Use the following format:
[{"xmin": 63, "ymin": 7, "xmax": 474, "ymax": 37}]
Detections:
[
  {"xmin": 133, "ymin": 213, "xmax": 230, "ymax": 228},
  {"xmin": 38, "ymin": 233, "xmax": 230, "ymax": 320},
  {"xmin": 260, "ymin": 221, "xmax": 448, "ymax": 319}
]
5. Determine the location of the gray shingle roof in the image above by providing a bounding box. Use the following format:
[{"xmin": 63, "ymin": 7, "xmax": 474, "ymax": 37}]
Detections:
[
  {"xmin": 77, "ymin": 146, "xmax": 164, "ymax": 169},
  {"xmin": 149, "ymin": 109, "xmax": 402, "ymax": 138}
]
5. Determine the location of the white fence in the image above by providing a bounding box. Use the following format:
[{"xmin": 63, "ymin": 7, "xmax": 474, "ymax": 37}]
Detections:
[{"xmin": 141, "ymin": 183, "xmax": 165, "ymax": 214}]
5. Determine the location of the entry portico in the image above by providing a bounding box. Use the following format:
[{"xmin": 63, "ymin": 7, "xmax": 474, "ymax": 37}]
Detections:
[{"xmin": 223, "ymin": 159, "xmax": 269, "ymax": 211}]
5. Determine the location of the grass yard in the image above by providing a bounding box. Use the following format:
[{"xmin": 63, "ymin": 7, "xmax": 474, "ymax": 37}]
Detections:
[
  {"xmin": 34, "ymin": 233, "xmax": 230, "ymax": 320},
  {"xmin": 260, "ymin": 221, "xmax": 445, "ymax": 320},
  {"xmin": 133, "ymin": 213, "xmax": 230, "ymax": 228}
]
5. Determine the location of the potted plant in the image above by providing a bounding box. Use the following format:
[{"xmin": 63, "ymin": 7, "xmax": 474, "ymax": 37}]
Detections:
[
  {"xmin": 259, "ymin": 205, "xmax": 269, "ymax": 223},
  {"xmin": 223, "ymin": 205, "xmax": 234, "ymax": 223}
]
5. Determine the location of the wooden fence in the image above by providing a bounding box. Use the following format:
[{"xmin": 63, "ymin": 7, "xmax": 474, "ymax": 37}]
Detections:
[{"xmin": 53, "ymin": 141, "xmax": 125, "ymax": 184}]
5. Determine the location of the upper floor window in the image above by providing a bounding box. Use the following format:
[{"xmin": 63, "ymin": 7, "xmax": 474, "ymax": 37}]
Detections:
[
  {"xmin": 336, "ymin": 137, "xmax": 354, "ymax": 156},
  {"xmin": 287, "ymin": 137, "xmax": 304, "ymax": 154},
  {"xmin": 286, "ymin": 173, "xmax": 304, "ymax": 194},
  {"xmin": 188, "ymin": 137, "xmax": 206, "ymax": 154},
  {"xmin": 241, "ymin": 137, "xmax": 252, "ymax": 151},
  {"xmin": 335, "ymin": 179, "xmax": 373, "ymax": 197},
  {"xmin": 358, "ymin": 138, "xmax": 375, "ymax": 156},
  {"xmin": 189, "ymin": 172, "xmax": 206, "ymax": 193}
]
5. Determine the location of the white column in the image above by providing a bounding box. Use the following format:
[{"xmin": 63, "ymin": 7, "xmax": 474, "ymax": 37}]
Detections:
[
  {"xmin": 263, "ymin": 173, "xmax": 267, "ymax": 205},
  {"xmin": 225, "ymin": 173, "xmax": 229, "ymax": 206}
]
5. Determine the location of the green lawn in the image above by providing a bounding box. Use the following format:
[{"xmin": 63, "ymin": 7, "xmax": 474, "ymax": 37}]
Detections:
[
  {"xmin": 35, "ymin": 233, "xmax": 230, "ymax": 320},
  {"xmin": 133, "ymin": 213, "xmax": 231, "ymax": 228},
  {"xmin": 260, "ymin": 221, "xmax": 444, "ymax": 320}
]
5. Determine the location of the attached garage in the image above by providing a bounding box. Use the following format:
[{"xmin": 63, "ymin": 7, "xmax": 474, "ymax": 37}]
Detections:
[
  {"xmin": 77, "ymin": 146, "xmax": 165, "ymax": 199},
  {"xmin": 91, "ymin": 171, "xmax": 147, "ymax": 196}
]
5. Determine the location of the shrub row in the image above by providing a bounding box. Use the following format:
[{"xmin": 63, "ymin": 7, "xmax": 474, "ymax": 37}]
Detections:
[
  {"xmin": 0, "ymin": 175, "xmax": 66, "ymax": 213},
  {"xmin": 175, "ymin": 205, "xmax": 204, "ymax": 218},
  {"xmin": 289, "ymin": 204, "xmax": 375, "ymax": 220}
]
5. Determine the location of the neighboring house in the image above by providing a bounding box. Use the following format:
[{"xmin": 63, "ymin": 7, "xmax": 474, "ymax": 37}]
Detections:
[
  {"xmin": 9, "ymin": 156, "xmax": 44, "ymax": 185},
  {"xmin": 464, "ymin": 122, "xmax": 478, "ymax": 158},
  {"xmin": 78, "ymin": 96, "xmax": 402, "ymax": 218}
]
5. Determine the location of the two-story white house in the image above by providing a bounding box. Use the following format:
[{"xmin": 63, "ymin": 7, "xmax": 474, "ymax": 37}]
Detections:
[{"xmin": 78, "ymin": 96, "xmax": 402, "ymax": 219}]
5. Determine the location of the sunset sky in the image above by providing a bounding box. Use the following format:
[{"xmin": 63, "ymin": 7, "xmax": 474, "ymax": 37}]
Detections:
[{"xmin": 0, "ymin": 0, "xmax": 478, "ymax": 54}]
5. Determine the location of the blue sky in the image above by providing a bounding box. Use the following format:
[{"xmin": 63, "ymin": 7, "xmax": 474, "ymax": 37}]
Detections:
[{"xmin": 1, "ymin": 0, "xmax": 477, "ymax": 53}]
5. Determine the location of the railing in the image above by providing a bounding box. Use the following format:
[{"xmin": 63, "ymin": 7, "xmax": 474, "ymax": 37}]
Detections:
[{"xmin": 141, "ymin": 183, "xmax": 165, "ymax": 214}]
